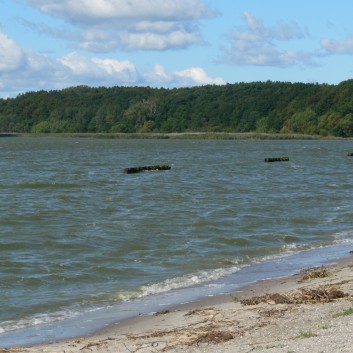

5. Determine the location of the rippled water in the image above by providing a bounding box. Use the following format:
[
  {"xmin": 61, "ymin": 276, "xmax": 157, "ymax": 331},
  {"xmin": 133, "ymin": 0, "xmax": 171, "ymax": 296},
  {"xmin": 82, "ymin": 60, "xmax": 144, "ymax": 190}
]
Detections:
[{"xmin": 1, "ymin": 137, "xmax": 353, "ymax": 345}]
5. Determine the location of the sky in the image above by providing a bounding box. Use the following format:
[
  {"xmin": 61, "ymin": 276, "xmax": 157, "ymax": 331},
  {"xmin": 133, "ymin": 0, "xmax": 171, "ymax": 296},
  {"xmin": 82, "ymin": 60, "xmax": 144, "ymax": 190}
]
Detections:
[{"xmin": 1, "ymin": 0, "xmax": 353, "ymax": 98}]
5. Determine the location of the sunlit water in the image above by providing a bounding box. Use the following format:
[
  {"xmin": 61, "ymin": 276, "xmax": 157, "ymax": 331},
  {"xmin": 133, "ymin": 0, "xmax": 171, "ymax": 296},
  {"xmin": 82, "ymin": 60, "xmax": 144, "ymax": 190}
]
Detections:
[{"xmin": 1, "ymin": 137, "xmax": 353, "ymax": 347}]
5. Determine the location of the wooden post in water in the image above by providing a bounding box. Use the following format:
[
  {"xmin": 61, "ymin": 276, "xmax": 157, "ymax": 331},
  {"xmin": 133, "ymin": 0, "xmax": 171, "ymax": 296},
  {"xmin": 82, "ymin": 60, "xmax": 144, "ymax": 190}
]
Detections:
[
  {"xmin": 264, "ymin": 156, "xmax": 289, "ymax": 162},
  {"xmin": 124, "ymin": 165, "xmax": 171, "ymax": 174}
]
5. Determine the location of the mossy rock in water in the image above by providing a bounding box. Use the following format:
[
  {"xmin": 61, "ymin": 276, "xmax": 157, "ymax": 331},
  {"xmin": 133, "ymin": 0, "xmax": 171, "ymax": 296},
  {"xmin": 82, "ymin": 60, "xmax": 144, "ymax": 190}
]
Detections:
[
  {"xmin": 264, "ymin": 156, "xmax": 289, "ymax": 162},
  {"xmin": 124, "ymin": 165, "xmax": 171, "ymax": 174}
]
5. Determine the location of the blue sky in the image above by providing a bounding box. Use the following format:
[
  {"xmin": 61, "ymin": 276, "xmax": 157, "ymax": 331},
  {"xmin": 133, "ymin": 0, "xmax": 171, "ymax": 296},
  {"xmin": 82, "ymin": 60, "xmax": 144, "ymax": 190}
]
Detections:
[{"xmin": 1, "ymin": 0, "xmax": 353, "ymax": 98}]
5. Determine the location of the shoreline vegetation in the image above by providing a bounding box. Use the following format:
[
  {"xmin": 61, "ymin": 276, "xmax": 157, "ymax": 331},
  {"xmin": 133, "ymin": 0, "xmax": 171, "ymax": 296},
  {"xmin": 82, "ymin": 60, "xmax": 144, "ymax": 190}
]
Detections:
[
  {"xmin": 3, "ymin": 256, "xmax": 353, "ymax": 353},
  {"xmin": 2, "ymin": 81, "xmax": 353, "ymax": 137},
  {"xmin": 0, "ymin": 132, "xmax": 349, "ymax": 139}
]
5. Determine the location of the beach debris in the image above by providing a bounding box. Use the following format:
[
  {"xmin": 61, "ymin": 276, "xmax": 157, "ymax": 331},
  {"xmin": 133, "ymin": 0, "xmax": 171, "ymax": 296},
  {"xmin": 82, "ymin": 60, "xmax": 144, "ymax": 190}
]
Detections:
[
  {"xmin": 127, "ymin": 306, "xmax": 239, "ymax": 349},
  {"xmin": 124, "ymin": 164, "xmax": 171, "ymax": 174},
  {"xmin": 241, "ymin": 293, "xmax": 292, "ymax": 306},
  {"xmin": 153, "ymin": 309, "xmax": 171, "ymax": 316},
  {"xmin": 264, "ymin": 156, "xmax": 289, "ymax": 162},
  {"xmin": 184, "ymin": 307, "xmax": 215, "ymax": 316},
  {"xmin": 128, "ymin": 327, "xmax": 235, "ymax": 349},
  {"xmin": 79, "ymin": 337, "xmax": 117, "ymax": 350},
  {"xmin": 297, "ymin": 287, "xmax": 347, "ymax": 303},
  {"xmin": 188, "ymin": 331, "xmax": 234, "ymax": 346},
  {"xmin": 299, "ymin": 266, "xmax": 331, "ymax": 282},
  {"xmin": 241, "ymin": 287, "xmax": 347, "ymax": 306},
  {"xmin": 259, "ymin": 307, "xmax": 289, "ymax": 318}
]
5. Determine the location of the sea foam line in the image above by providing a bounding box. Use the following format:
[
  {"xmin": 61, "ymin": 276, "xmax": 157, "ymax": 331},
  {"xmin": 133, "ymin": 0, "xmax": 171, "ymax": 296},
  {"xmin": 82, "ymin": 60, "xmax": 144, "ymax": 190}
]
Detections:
[{"xmin": 1, "ymin": 238, "xmax": 351, "ymax": 335}]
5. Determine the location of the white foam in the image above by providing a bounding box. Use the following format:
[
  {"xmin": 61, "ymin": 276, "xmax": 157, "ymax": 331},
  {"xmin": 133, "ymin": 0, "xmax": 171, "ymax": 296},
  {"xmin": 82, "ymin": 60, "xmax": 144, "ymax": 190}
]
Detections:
[
  {"xmin": 109, "ymin": 264, "xmax": 241, "ymax": 303},
  {"xmin": 3, "ymin": 236, "xmax": 352, "ymax": 336},
  {"xmin": 0, "ymin": 309, "xmax": 80, "ymax": 334},
  {"xmin": 333, "ymin": 230, "xmax": 353, "ymax": 241},
  {"xmin": 132, "ymin": 242, "xmax": 326, "ymax": 297}
]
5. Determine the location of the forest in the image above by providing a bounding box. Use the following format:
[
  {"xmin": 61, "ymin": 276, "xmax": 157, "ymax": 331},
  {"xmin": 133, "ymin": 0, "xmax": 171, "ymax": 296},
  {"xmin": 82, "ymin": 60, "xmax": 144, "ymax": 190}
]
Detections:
[{"xmin": 1, "ymin": 79, "xmax": 353, "ymax": 137}]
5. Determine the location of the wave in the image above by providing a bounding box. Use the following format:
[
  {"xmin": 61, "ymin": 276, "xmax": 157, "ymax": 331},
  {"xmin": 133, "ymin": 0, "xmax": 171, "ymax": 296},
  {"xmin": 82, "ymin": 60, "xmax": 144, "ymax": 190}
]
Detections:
[
  {"xmin": 0, "ymin": 182, "xmax": 80, "ymax": 190},
  {"xmin": 110, "ymin": 238, "xmax": 343, "ymax": 303},
  {"xmin": 333, "ymin": 230, "xmax": 353, "ymax": 242},
  {"xmin": 1, "ymin": 235, "xmax": 352, "ymax": 336},
  {"xmin": 0, "ymin": 308, "xmax": 80, "ymax": 334},
  {"xmin": 15, "ymin": 182, "xmax": 80, "ymax": 189}
]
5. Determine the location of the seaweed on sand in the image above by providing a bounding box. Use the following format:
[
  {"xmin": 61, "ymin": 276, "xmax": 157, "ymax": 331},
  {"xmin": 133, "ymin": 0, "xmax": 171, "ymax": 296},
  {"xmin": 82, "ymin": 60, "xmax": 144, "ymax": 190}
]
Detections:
[{"xmin": 241, "ymin": 287, "xmax": 347, "ymax": 305}]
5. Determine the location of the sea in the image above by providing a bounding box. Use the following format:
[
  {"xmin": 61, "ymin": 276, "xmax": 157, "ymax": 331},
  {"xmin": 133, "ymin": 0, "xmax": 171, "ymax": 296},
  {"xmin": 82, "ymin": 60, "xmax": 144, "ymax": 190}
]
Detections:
[{"xmin": 1, "ymin": 137, "xmax": 353, "ymax": 348}]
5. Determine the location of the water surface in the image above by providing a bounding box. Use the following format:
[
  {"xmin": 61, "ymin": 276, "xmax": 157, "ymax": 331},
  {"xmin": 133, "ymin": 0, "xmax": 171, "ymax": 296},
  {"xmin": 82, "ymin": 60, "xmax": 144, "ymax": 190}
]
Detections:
[{"xmin": 1, "ymin": 137, "xmax": 353, "ymax": 346}]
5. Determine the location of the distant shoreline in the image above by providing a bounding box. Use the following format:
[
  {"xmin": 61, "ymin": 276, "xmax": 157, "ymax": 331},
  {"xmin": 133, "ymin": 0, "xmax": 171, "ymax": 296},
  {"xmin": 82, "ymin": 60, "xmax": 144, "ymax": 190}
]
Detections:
[{"xmin": 1, "ymin": 132, "xmax": 348, "ymax": 139}]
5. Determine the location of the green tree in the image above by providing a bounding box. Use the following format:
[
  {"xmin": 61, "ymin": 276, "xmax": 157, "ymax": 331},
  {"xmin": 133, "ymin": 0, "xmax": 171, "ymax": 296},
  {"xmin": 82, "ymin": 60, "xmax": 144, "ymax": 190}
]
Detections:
[{"xmin": 282, "ymin": 109, "xmax": 318, "ymax": 134}]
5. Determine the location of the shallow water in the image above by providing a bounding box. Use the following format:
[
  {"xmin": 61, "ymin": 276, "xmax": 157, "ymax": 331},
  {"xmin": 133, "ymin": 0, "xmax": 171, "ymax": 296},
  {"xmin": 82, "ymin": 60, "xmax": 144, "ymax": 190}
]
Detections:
[{"xmin": 1, "ymin": 137, "xmax": 353, "ymax": 346}]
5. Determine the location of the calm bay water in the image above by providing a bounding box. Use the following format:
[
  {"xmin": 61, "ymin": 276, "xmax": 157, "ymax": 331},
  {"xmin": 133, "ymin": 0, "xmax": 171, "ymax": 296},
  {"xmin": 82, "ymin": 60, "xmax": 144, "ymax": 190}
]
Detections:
[{"xmin": 1, "ymin": 137, "xmax": 353, "ymax": 346}]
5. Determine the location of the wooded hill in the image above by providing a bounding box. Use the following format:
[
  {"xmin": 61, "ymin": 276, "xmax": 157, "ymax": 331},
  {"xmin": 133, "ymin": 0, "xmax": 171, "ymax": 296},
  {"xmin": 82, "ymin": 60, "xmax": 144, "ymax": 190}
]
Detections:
[{"xmin": 1, "ymin": 79, "xmax": 353, "ymax": 137}]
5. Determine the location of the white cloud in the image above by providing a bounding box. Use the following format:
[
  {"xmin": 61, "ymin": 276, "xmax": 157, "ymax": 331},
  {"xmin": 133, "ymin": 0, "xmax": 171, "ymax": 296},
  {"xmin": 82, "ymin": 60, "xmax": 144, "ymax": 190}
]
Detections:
[
  {"xmin": 0, "ymin": 33, "xmax": 225, "ymax": 97},
  {"xmin": 25, "ymin": 0, "xmax": 213, "ymax": 23},
  {"xmin": 174, "ymin": 67, "xmax": 225, "ymax": 86},
  {"xmin": 0, "ymin": 43, "xmax": 140, "ymax": 95},
  {"xmin": 321, "ymin": 36, "xmax": 353, "ymax": 54},
  {"xmin": 0, "ymin": 32, "xmax": 26, "ymax": 72},
  {"xmin": 59, "ymin": 53, "xmax": 139, "ymax": 83},
  {"xmin": 143, "ymin": 64, "xmax": 171, "ymax": 85},
  {"xmin": 24, "ymin": 0, "xmax": 217, "ymax": 52},
  {"xmin": 223, "ymin": 12, "xmax": 314, "ymax": 67},
  {"xmin": 122, "ymin": 30, "xmax": 202, "ymax": 51},
  {"xmin": 78, "ymin": 28, "xmax": 202, "ymax": 52},
  {"xmin": 144, "ymin": 64, "xmax": 225, "ymax": 87}
]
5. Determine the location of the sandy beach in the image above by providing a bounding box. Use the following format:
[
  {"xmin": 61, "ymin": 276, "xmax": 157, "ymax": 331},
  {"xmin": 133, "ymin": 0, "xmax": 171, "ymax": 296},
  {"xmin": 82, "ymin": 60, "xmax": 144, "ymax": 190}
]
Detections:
[{"xmin": 2, "ymin": 255, "xmax": 353, "ymax": 353}]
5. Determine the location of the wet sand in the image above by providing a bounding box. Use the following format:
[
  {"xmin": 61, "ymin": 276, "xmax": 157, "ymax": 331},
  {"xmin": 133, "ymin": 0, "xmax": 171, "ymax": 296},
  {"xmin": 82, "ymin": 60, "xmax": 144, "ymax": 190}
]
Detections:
[{"xmin": 2, "ymin": 255, "xmax": 353, "ymax": 353}]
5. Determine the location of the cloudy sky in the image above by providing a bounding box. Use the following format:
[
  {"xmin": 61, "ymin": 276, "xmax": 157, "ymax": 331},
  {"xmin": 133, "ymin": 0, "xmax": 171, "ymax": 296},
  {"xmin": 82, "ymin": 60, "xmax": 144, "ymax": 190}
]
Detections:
[{"xmin": 1, "ymin": 0, "xmax": 353, "ymax": 97}]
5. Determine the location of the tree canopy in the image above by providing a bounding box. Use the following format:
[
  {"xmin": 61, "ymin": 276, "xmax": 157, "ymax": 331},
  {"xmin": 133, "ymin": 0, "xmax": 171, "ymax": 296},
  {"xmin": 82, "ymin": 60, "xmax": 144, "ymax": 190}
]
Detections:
[{"xmin": 1, "ymin": 80, "xmax": 353, "ymax": 137}]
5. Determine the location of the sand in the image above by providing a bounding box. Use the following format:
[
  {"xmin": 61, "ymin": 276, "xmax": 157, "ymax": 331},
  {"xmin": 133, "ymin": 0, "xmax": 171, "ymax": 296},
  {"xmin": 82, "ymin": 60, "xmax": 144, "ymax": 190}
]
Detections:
[{"xmin": 2, "ymin": 256, "xmax": 353, "ymax": 353}]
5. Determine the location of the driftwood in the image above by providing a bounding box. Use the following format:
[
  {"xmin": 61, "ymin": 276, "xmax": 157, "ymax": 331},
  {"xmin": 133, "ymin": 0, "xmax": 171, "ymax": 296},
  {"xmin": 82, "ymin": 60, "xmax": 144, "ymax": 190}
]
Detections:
[
  {"xmin": 264, "ymin": 156, "xmax": 289, "ymax": 162},
  {"xmin": 124, "ymin": 165, "xmax": 171, "ymax": 174}
]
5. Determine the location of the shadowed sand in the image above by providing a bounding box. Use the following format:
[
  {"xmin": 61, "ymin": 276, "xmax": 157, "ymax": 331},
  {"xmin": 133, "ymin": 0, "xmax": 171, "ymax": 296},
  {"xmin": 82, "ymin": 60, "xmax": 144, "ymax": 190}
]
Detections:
[{"xmin": 2, "ymin": 256, "xmax": 353, "ymax": 353}]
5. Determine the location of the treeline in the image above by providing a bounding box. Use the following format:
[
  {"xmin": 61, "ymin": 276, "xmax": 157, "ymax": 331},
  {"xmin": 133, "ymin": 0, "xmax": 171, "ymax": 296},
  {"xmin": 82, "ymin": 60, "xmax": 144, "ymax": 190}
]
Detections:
[{"xmin": 1, "ymin": 80, "xmax": 353, "ymax": 136}]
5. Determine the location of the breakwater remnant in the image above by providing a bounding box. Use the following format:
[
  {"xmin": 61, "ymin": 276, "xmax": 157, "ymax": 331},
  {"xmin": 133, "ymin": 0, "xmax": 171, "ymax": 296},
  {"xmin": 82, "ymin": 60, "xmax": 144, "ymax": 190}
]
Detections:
[
  {"xmin": 264, "ymin": 156, "xmax": 289, "ymax": 162},
  {"xmin": 124, "ymin": 165, "xmax": 171, "ymax": 174}
]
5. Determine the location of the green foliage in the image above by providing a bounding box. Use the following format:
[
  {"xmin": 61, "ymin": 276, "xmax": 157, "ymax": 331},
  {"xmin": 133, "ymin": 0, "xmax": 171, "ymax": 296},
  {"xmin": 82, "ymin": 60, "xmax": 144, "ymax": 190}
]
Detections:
[
  {"xmin": 282, "ymin": 108, "xmax": 318, "ymax": 135},
  {"xmin": 1, "ymin": 80, "xmax": 353, "ymax": 136},
  {"xmin": 334, "ymin": 307, "xmax": 353, "ymax": 317},
  {"xmin": 295, "ymin": 330, "xmax": 318, "ymax": 339}
]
